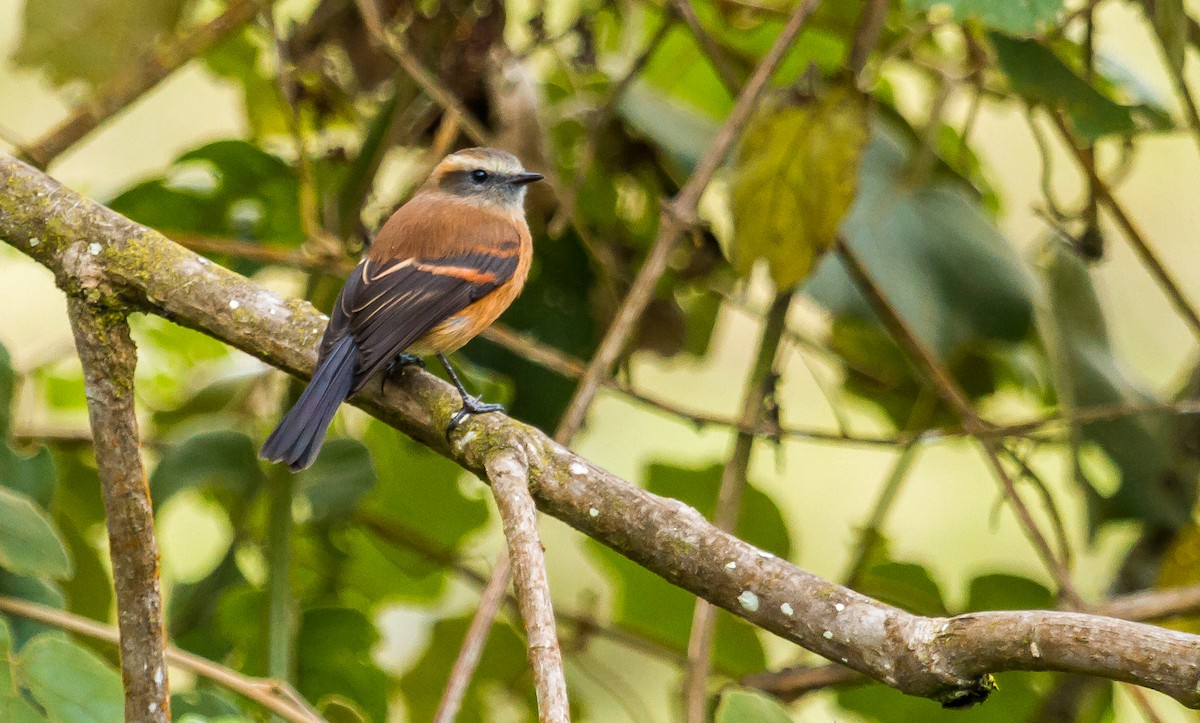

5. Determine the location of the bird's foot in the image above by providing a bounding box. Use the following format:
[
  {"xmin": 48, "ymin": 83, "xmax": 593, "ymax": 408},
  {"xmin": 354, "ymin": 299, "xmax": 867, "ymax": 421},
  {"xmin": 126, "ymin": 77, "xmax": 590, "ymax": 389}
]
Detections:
[
  {"xmin": 446, "ymin": 396, "xmax": 505, "ymax": 439},
  {"xmin": 381, "ymin": 353, "xmax": 426, "ymax": 393}
]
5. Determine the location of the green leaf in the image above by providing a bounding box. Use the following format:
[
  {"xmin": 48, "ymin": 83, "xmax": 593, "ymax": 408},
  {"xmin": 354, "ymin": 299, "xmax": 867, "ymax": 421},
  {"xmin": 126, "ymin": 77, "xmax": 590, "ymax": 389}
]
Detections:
[
  {"xmin": 149, "ymin": 430, "xmax": 267, "ymax": 511},
  {"xmin": 0, "ymin": 487, "xmax": 72, "ymax": 580},
  {"xmin": 107, "ymin": 140, "xmax": 304, "ymax": 274},
  {"xmin": 204, "ymin": 28, "xmax": 292, "ymax": 138},
  {"xmin": 619, "ymin": 83, "xmax": 721, "ymax": 174},
  {"xmin": 171, "ymin": 689, "xmax": 242, "ymax": 719},
  {"xmin": 855, "ymin": 561, "xmax": 948, "ymax": 617},
  {"xmin": 715, "ymin": 688, "xmax": 793, "ymax": 723},
  {"xmin": 906, "ymin": 0, "xmax": 1061, "ymax": 34},
  {"xmin": 0, "ymin": 619, "xmax": 41, "ymax": 723},
  {"xmin": 805, "ymin": 119, "xmax": 1036, "ymax": 426},
  {"xmin": 0, "ymin": 573, "xmax": 64, "ymax": 648},
  {"xmin": 0, "ymin": 344, "xmax": 57, "ymax": 510},
  {"xmin": 1039, "ymin": 241, "xmax": 1189, "ymax": 528},
  {"xmin": 13, "ymin": 0, "xmax": 189, "ymax": 87},
  {"xmin": 399, "ymin": 616, "xmax": 534, "ymax": 722},
  {"xmin": 296, "ymin": 608, "xmax": 389, "ymax": 723},
  {"xmin": 18, "ymin": 635, "xmax": 124, "ymax": 723},
  {"xmin": 965, "ymin": 574, "xmax": 1052, "ymax": 612},
  {"xmin": 990, "ymin": 33, "xmax": 1168, "ymax": 140},
  {"xmin": 731, "ymin": 86, "xmax": 869, "ymax": 290},
  {"xmin": 297, "ymin": 440, "xmax": 376, "ymax": 522},
  {"xmin": 341, "ymin": 423, "xmax": 489, "ymax": 604},
  {"xmin": 1147, "ymin": 0, "xmax": 1187, "ymax": 76}
]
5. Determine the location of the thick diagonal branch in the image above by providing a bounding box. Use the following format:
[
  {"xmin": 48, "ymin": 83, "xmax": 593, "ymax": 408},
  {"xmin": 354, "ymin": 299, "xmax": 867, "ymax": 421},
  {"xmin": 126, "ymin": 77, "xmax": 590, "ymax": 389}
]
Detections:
[
  {"xmin": 6, "ymin": 153, "xmax": 1200, "ymax": 708},
  {"xmin": 66, "ymin": 298, "xmax": 169, "ymax": 722}
]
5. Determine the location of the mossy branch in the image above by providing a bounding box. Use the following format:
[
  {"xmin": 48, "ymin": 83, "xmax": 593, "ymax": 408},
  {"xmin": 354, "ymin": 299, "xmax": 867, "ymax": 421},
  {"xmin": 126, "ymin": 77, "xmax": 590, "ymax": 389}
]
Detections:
[{"xmin": 5, "ymin": 152, "xmax": 1200, "ymax": 709}]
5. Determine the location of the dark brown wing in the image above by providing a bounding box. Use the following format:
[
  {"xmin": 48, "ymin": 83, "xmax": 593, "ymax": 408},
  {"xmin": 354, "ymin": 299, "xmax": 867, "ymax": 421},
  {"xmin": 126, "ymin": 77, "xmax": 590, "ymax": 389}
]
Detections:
[{"xmin": 320, "ymin": 248, "xmax": 519, "ymax": 393}]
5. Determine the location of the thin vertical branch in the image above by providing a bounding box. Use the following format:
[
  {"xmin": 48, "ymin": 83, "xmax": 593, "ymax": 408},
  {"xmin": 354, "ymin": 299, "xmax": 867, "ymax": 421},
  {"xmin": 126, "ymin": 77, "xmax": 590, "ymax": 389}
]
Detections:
[
  {"xmin": 556, "ymin": 0, "xmax": 824, "ymax": 441},
  {"xmin": 265, "ymin": 464, "xmax": 295, "ymax": 683},
  {"xmin": 682, "ymin": 290, "xmax": 793, "ymax": 722},
  {"xmin": 67, "ymin": 298, "xmax": 169, "ymax": 722},
  {"xmin": 846, "ymin": 0, "xmax": 889, "ymax": 82},
  {"xmin": 433, "ymin": 554, "xmax": 512, "ymax": 723},
  {"xmin": 486, "ymin": 452, "xmax": 569, "ymax": 721},
  {"xmin": 1140, "ymin": 0, "xmax": 1200, "ymax": 160},
  {"xmin": 671, "ymin": 0, "xmax": 742, "ymax": 95},
  {"xmin": 21, "ymin": 0, "xmax": 265, "ymax": 168},
  {"xmin": 843, "ymin": 442, "xmax": 922, "ymax": 586}
]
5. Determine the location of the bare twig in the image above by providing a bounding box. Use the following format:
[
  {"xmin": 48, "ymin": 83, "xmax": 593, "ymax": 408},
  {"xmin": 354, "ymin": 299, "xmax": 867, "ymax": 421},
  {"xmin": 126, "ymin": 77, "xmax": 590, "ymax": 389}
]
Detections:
[
  {"xmin": 352, "ymin": 0, "xmax": 491, "ymax": 145},
  {"xmin": 433, "ymin": 555, "xmax": 512, "ymax": 723},
  {"xmin": 1139, "ymin": 0, "xmax": 1200, "ymax": 160},
  {"xmin": 671, "ymin": 0, "xmax": 742, "ymax": 95},
  {"xmin": 682, "ymin": 290, "xmax": 792, "ymax": 721},
  {"xmin": 487, "ymin": 452, "xmax": 570, "ymax": 721},
  {"xmin": 21, "ymin": 0, "xmax": 265, "ymax": 168},
  {"xmin": 9, "ymin": 154, "xmax": 1200, "ymax": 708},
  {"xmin": 846, "ymin": 0, "xmax": 889, "ymax": 82},
  {"xmin": 556, "ymin": 0, "xmax": 824, "ymax": 441},
  {"xmin": 1048, "ymin": 112, "xmax": 1200, "ymax": 340},
  {"xmin": 0, "ymin": 596, "xmax": 322, "ymax": 722},
  {"xmin": 836, "ymin": 240, "xmax": 1084, "ymax": 606},
  {"xmin": 66, "ymin": 298, "xmax": 168, "ymax": 722},
  {"xmin": 842, "ymin": 442, "xmax": 921, "ymax": 586}
]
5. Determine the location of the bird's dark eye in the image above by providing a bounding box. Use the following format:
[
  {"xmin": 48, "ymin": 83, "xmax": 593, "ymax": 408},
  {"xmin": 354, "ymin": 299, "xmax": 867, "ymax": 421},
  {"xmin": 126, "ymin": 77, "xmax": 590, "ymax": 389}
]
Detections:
[{"xmin": 470, "ymin": 169, "xmax": 489, "ymax": 183}]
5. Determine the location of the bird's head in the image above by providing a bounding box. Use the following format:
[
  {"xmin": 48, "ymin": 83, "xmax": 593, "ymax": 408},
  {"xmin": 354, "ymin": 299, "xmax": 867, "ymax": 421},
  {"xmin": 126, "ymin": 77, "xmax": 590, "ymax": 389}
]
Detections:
[{"xmin": 428, "ymin": 147, "xmax": 543, "ymax": 210}]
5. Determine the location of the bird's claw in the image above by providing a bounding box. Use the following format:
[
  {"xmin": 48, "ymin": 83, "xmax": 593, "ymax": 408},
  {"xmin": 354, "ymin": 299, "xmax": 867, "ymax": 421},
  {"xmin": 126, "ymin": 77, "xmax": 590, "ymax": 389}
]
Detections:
[
  {"xmin": 381, "ymin": 353, "xmax": 426, "ymax": 393},
  {"xmin": 446, "ymin": 396, "xmax": 505, "ymax": 439}
]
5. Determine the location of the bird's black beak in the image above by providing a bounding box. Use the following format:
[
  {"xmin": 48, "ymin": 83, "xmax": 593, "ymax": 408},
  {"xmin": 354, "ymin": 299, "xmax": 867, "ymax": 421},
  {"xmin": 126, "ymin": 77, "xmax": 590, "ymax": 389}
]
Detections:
[{"xmin": 509, "ymin": 172, "xmax": 544, "ymax": 185}]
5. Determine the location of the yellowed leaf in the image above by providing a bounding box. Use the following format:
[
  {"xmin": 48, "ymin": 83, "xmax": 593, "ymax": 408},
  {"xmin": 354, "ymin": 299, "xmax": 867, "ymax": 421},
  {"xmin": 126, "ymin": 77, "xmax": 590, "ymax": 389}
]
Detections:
[{"xmin": 730, "ymin": 85, "xmax": 869, "ymax": 290}]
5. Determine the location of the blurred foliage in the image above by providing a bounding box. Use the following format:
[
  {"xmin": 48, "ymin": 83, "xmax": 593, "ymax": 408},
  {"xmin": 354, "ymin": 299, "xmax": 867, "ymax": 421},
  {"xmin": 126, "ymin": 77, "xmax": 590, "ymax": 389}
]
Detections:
[{"xmin": 3, "ymin": 0, "xmax": 1200, "ymax": 720}]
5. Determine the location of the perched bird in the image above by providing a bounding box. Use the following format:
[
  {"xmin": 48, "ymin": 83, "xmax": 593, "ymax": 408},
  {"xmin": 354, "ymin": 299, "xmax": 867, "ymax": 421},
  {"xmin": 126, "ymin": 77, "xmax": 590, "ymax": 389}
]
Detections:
[{"xmin": 260, "ymin": 147, "xmax": 543, "ymax": 471}]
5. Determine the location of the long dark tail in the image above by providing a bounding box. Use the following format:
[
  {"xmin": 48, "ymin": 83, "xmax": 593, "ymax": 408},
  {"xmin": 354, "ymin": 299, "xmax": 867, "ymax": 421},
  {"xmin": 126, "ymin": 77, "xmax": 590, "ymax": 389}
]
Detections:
[{"xmin": 260, "ymin": 336, "xmax": 358, "ymax": 471}]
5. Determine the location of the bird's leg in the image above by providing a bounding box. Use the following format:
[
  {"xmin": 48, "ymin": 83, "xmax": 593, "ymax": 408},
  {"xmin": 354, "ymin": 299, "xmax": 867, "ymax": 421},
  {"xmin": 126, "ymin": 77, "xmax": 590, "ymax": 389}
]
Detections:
[
  {"xmin": 438, "ymin": 353, "xmax": 504, "ymax": 436},
  {"xmin": 381, "ymin": 353, "xmax": 426, "ymax": 394}
]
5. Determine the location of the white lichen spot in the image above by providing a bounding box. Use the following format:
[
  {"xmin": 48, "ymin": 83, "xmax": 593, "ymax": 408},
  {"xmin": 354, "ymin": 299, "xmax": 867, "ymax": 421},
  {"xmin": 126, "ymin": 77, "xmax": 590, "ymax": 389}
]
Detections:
[
  {"xmin": 725, "ymin": 561, "xmax": 737, "ymax": 570},
  {"xmin": 939, "ymin": 622, "xmax": 949, "ymax": 633},
  {"xmin": 737, "ymin": 590, "xmax": 759, "ymax": 612},
  {"xmin": 1030, "ymin": 641, "xmax": 1041, "ymax": 658},
  {"xmin": 780, "ymin": 602, "xmax": 794, "ymax": 616},
  {"xmin": 154, "ymin": 667, "xmax": 164, "ymax": 685},
  {"xmin": 268, "ymin": 307, "xmax": 276, "ymax": 315},
  {"xmin": 823, "ymin": 630, "xmax": 834, "ymax": 640},
  {"xmin": 197, "ymin": 257, "xmax": 209, "ymax": 265},
  {"xmin": 569, "ymin": 461, "xmax": 588, "ymax": 476},
  {"xmin": 149, "ymin": 702, "xmax": 158, "ymax": 713},
  {"xmin": 834, "ymin": 602, "xmax": 845, "ymax": 612},
  {"xmin": 841, "ymin": 657, "xmax": 849, "ymax": 664},
  {"xmin": 756, "ymin": 550, "xmax": 775, "ymax": 559},
  {"xmin": 318, "ymin": 313, "xmax": 329, "ymax": 321},
  {"xmin": 87, "ymin": 242, "xmax": 102, "ymax": 255},
  {"xmin": 457, "ymin": 430, "xmax": 478, "ymax": 446},
  {"xmin": 588, "ymin": 507, "xmax": 599, "ymax": 518},
  {"xmin": 229, "ymin": 299, "xmax": 240, "ymax": 310},
  {"xmin": 28, "ymin": 237, "xmax": 39, "ymax": 247}
]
